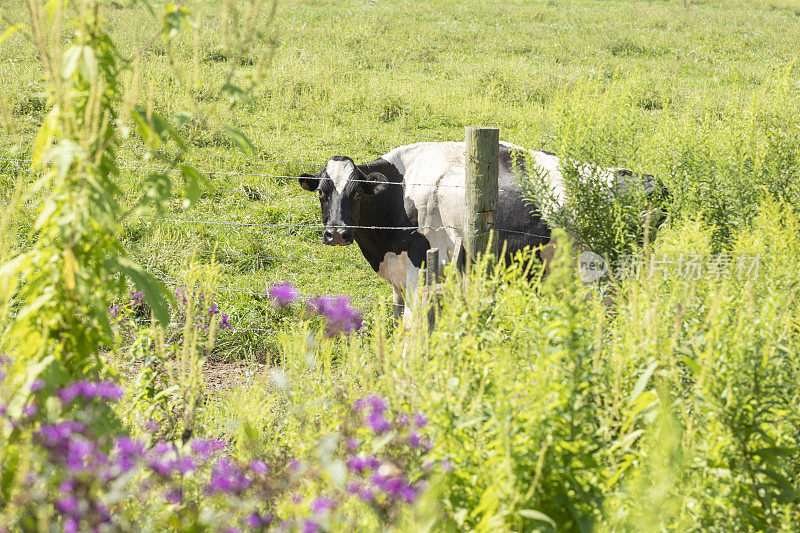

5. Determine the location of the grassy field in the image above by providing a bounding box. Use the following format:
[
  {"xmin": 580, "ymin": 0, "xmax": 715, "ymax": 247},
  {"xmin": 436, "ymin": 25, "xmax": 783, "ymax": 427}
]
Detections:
[
  {"xmin": 3, "ymin": 0, "xmax": 800, "ymax": 360},
  {"xmin": 2, "ymin": 0, "xmax": 800, "ymax": 531}
]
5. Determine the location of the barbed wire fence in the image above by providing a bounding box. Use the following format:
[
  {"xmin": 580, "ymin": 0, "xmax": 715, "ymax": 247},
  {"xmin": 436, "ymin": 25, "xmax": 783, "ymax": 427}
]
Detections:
[{"xmin": 1, "ymin": 133, "xmax": 551, "ymax": 337}]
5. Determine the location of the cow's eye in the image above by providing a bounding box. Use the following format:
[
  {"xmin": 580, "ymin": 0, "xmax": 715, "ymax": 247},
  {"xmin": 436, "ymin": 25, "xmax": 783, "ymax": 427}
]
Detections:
[{"xmin": 353, "ymin": 190, "xmax": 362, "ymax": 199}]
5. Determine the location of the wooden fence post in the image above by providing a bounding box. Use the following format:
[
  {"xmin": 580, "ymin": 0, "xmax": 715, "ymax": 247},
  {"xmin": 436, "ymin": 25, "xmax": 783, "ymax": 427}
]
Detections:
[
  {"xmin": 425, "ymin": 247, "xmax": 439, "ymax": 332},
  {"xmin": 464, "ymin": 126, "xmax": 499, "ymax": 263}
]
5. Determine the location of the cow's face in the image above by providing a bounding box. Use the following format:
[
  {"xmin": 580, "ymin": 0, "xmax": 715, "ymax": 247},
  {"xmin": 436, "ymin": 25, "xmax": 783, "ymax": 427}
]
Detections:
[{"xmin": 298, "ymin": 156, "xmax": 388, "ymax": 246}]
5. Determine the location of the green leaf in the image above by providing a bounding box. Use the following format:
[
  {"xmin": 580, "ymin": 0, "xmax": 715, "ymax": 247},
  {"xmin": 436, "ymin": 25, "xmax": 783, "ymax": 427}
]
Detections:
[
  {"xmin": 0, "ymin": 446, "xmax": 19, "ymax": 502},
  {"xmin": 222, "ymin": 124, "xmax": 256, "ymax": 156},
  {"xmin": 519, "ymin": 509, "xmax": 557, "ymax": 529},
  {"xmin": 220, "ymin": 82, "xmax": 248, "ymax": 104},
  {"xmin": 46, "ymin": 140, "xmax": 84, "ymax": 181},
  {"xmin": 132, "ymin": 105, "xmax": 187, "ymax": 151},
  {"xmin": 629, "ymin": 361, "xmax": 658, "ymax": 404},
  {"xmin": 180, "ymin": 164, "xmax": 210, "ymax": 208},
  {"xmin": 0, "ymin": 23, "xmax": 24, "ymax": 45},
  {"xmin": 109, "ymin": 257, "xmax": 170, "ymax": 325},
  {"xmin": 163, "ymin": 5, "xmax": 192, "ymax": 39},
  {"xmin": 138, "ymin": 172, "xmax": 172, "ymax": 212},
  {"xmin": 79, "ymin": 45, "xmax": 98, "ymax": 81},
  {"xmin": 131, "ymin": 105, "xmax": 160, "ymax": 150},
  {"xmin": 61, "ymin": 45, "xmax": 84, "ymax": 79},
  {"xmin": 32, "ymin": 106, "xmax": 59, "ymax": 169}
]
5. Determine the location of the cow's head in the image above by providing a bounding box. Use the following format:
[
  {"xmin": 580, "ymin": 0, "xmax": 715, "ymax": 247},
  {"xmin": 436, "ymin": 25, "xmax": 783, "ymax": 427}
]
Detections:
[{"xmin": 299, "ymin": 156, "xmax": 389, "ymax": 246}]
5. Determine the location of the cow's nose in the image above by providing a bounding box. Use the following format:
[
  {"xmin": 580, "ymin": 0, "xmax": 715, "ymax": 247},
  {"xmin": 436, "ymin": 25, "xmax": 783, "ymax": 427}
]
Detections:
[{"xmin": 323, "ymin": 228, "xmax": 353, "ymax": 246}]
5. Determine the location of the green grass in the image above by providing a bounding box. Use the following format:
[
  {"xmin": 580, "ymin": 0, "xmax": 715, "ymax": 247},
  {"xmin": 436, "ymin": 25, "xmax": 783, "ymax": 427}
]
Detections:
[
  {"xmin": 2, "ymin": 0, "xmax": 800, "ymax": 359},
  {"xmin": 3, "ymin": 1, "xmax": 800, "ymax": 530}
]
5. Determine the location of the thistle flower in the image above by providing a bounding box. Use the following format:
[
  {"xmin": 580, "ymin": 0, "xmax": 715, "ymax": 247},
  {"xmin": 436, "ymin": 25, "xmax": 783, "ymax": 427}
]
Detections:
[
  {"xmin": 365, "ymin": 411, "xmax": 392, "ymax": 434},
  {"xmin": 57, "ymin": 381, "xmax": 123, "ymax": 404},
  {"xmin": 269, "ymin": 283, "xmax": 301, "ymax": 307},
  {"xmin": 250, "ymin": 460, "xmax": 268, "ymax": 475},
  {"xmin": 307, "ymin": 296, "xmax": 363, "ymax": 336},
  {"xmin": 129, "ymin": 290, "xmax": 144, "ymax": 307},
  {"xmin": 208, "ymin": 458, "xmax": 251, "ymax": 495},
  {"xmin": 310, "ymin": 496, "xmax": 335, "ymax": 514},
  {"xmin": 190, "ymin": 438, "xmax": 226, "ymax": 460}
]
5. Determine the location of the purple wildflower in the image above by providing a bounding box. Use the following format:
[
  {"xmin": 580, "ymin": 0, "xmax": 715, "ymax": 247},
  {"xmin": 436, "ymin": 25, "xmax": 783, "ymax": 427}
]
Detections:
[
  {"xmin": 109, "ymin": 306, "xmax": 122, "ymax": 318},
  {"xmin": 408, "ymin": 431, "xmax": 422, "ymax": 448},
  {"xmin": 302, "ymin": 520, "xmax": 320, "ymax": 533},
  {"xmin": 22, "ymin": 404, "xmax": 37, "ymax": 417},
  {"xmin": 208, "ymin": 301, "xmax": 220, "ymax": 316},
  {"xmin": 219, "ymin": 314, "xmax": 232, "ymax": 330},
  {"xmin": 165, "ymin": 488, "xmax": 183, "ymax": 504},
  {"xmin": 0, "ymin": 404, "xmax": 5, "ymax": 417},
  {"xmin": 250, "ymin": 460, "xmax": 268, "ymax": 475},
  {"xmin": 307, "ymin": 296, "xmax": 363, "ymax": 336},
  {"xmin": 177, "ymin": 456, "xmax": 196, "ymax": 475},
  {"xmin": 400, "ymin": 484, "xmax": 418, "ymax": 503},
  {"xmin": 64, "ymin": 517, "xmax": 79, "ymax": 533},
  {"xmin": 365, "ymin": 411, "xmax": 392, "ymax": 434},
  {"xmin": 414, "ymin": 412, "xmax": 428, "ymax": 428},
  {"xmin": 64, "ymin": 437, "xmax": 95, "ymax": 472},
  {"xmin": 57, "ymin": 381, "xmax": 123, "ymax": 404},
  {"xmin": 396, "ymin": 413, "xmax": 409, "ymax": 427},
  {"xmin": 175, "ymin": 287, "xmax": 188, "ymax": 305},
  {"xmin": 36, "ymin": 422, "xmax": 84, "ymax": 447},
  {"xmin": 366, "ymin": 395, "xmax": 388, "ymax": 414},
  {"xmin": 143, "ymin": 419, "xmax": 160, "ymax": 433},
  {"xmin": 247, "ymin": 513, "xmax": 272, "ymax": 528},
  {"xmin": 269, "ymin": 283, "xmax": 301, "ymax": 307},
  {"xmin": 372, "ymin": 472, "xmax": 403, "ymax": 496},
  {"xmin": 346, "ymin": 455, "xmax": 366, "ymax": 472},
  {"xmin": 130, "ymin": 291, "xmax": 144, "ymax": 307},
  {"xmin": 54, "ymin": 496, "xmax": 79, "ymax": 515},
  {"xmin": 113, "ymin": 437, "xmax": 145, "ymax": 473},
  {"xmin": 31, "ymin": 379, "xmax": 45, "ymax": 392},
  {"xmin": 190, "ymin": 438, "xmax": 226, "ymax": 460},
  {"xmin": 310, "ymin": 496, "xmax": 335, "ymax": 514},
  {"xmin": 345, "ymin": 437, "xmax": 360, "ymax": 450},
  {"xmin": 208, "ymin": 458, "xmax": 251, "ymax": 495}
]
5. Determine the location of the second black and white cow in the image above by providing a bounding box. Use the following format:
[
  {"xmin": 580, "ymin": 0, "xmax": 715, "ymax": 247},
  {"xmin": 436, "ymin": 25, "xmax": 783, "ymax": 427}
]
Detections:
[{"xmin": 298, "ymin": 141, "xmax": 658, "ymax": 321}]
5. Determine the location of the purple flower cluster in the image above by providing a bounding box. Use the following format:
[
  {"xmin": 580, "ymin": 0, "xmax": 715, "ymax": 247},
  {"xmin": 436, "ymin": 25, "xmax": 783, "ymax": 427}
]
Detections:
[
  {"xmin": 342, "ymin": 396, "xmax": 437, "ymax": 510},
  {"xmin": 57, "ymin": 381, "xmax": 124, "ymax": 404},
  {"xmin": 269, "ymin": 283, "xmax": 301, "ymax": 307},
  {"xmin": 208, "ymin": 458, "xmax": 252, "ymax": 495},
  {"xmin": 129, "ymin": 290, "xmax": 144, "ymax": 307},
  {"xmin": 266, "ymin": 283, "xmax": 364, "ymax": 337},
  {"xmin": 307, "ymin": 296, "xmax": 363, "ymax": 336}
]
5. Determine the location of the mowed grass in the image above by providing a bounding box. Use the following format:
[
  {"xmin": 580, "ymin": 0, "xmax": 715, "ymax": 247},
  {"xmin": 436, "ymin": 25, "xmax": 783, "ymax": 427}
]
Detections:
[{"xmin": 1, "ymin": 0, "xmax": 800, "ymax": 359}]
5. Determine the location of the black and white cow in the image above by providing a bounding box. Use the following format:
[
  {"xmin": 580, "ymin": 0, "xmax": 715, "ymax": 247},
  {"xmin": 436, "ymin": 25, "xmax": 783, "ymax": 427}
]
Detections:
[{"xmin": 297, "ymin": 141, "xmax": 657, "ymax": 321}]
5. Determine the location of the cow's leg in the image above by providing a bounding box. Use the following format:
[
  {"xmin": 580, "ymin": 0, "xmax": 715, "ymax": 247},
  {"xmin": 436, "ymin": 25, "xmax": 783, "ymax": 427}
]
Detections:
[
  {"xmin": 392, "ymin": 288, "xmax": 405, "ymax": 322},
  {"xmin": 402, "ymin": 262, "xmax": 421, "ymax": 327}
]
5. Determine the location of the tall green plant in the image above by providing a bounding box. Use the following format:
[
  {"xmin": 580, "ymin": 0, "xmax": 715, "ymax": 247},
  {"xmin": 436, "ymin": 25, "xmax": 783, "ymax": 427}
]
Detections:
[{"xmin": 0, "ymin": 0, "xmax": 271, "ymax": 407}]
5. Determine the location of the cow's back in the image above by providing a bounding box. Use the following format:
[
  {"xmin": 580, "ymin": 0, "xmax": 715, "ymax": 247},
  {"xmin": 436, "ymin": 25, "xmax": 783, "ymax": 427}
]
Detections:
[{"xmin": 381, "ymin": 142, "xmax": 553, "ymax": 263}]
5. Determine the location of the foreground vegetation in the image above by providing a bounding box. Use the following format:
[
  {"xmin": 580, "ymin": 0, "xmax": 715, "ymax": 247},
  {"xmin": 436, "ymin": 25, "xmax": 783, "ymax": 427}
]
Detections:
[{"xmin": 1, "ymin": 0, "xmax": 800, "ymax": 531}]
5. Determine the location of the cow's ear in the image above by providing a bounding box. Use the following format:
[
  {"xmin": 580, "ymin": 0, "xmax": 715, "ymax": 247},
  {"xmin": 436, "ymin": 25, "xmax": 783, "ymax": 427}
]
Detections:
[
  {"xmin": 298, "ymin": 173, "xmax": 320, "ymax": 192},
  {"xmin": 361, "ymin": 172, "xmax": 389, "ymax": 196}
]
